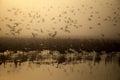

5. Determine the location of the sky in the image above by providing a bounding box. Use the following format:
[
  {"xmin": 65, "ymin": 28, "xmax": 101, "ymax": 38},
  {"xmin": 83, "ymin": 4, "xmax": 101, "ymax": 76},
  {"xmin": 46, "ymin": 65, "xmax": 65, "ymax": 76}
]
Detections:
[{"xmin": 0, "ymin": 0, "xmax": 120, "ymax": 39}]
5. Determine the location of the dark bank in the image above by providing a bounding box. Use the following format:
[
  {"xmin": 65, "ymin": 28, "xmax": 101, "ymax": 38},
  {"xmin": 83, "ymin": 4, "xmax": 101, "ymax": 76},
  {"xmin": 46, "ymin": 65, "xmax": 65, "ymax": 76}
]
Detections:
[{"xmin": 0, "ymin": 37, "xmax": 120, "ymax": 52}]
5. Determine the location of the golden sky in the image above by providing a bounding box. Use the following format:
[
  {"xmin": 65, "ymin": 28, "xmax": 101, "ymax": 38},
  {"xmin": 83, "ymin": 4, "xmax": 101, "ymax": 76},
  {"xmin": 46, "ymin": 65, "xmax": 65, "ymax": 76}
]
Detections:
[{"xmin": 0, "ymin": 0, "xmax": 120, "ymax": 39}]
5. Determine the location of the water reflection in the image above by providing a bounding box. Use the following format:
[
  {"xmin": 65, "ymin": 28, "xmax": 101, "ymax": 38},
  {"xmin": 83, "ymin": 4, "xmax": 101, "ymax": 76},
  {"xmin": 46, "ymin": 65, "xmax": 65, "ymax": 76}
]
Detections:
[
  {"xmin": 0, "ymin": 50, "xmax": 120, "ymax": 80},
  {"xmin": 0, "ymin": 50, "xmax": 120, "ymax": 68}
]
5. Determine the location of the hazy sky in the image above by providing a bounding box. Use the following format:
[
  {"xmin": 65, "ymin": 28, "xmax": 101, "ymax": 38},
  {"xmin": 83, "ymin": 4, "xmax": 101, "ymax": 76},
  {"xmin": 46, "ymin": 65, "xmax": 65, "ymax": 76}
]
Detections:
[{"xmin": 0, "ymin": 0, "xmax": 120, "ymax": 39}]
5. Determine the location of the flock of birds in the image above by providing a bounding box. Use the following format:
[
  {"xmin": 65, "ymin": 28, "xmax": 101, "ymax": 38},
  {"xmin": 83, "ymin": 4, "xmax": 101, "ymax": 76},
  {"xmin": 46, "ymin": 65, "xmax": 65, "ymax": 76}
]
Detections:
[{"xmin": 0, "ymin": 2, "xmax": 120, "ymax": 38}]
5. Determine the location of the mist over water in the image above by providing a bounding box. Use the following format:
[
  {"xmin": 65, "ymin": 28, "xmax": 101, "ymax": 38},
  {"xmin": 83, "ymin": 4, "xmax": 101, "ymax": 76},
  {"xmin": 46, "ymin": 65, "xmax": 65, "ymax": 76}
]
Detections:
[{"xmin": 0, "ymin": 50, "xmax": 120, "ymax": 80}]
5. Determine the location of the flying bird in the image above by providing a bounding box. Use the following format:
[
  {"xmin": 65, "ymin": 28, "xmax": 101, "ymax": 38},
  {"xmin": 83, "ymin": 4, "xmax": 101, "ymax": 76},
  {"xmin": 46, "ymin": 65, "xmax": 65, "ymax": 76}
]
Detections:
[
  {"xmin": 15, "ymin": 28, "xmax": 22, "ymax": 34},
  {"xmin": 14, "ymin": 23, "xmax": 21, "ymax": 26},
  {"xmin": 65, "ymin": 29, "xmax": 70, "ymax": 33},
  {"xmin": 101, "ymin": 34, "xmax": 104, "ymax": 37},
  {"xmin": 42, "ymin": 18, "xmax": 45, "ymax": 22},
  {"xmin": 48, "ymin": 31, "xmax": 57, "ymax": 37},
  {"xmin": 40, "ymin": 29, "xmax": 43, "ymax": 33},
  {"xmin": 89, "ymin": 27, "xmax": 93, "ymax": 29},
  {"xmin": 32, "ymin": 32, "xmax": 38, "ymax": 38}
]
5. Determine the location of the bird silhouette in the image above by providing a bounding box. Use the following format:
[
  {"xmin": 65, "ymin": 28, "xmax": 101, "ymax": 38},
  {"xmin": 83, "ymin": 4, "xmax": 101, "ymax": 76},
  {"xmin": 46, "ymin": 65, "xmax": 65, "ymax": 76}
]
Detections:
[
  {"xmin": 51, "ymin": 17, "xmax": 55, "ymax": 20},
  {"xmin": 7, "ymin": 9, "xmax": 11, "ymax": 12},
  {"xmin": 90, "ymin": 15, "xmax": 93, "ymax": 17},
  {"xmin": 6, "ymin": 24, "xmax": 12, "ymax": 28},
  {"xmin": 65, "ymin": 29, "xmax": 70, "ymax": 33},
  {"xmin": 15, "ymin": 28, "xmax": 22, "ymax": 34},
  {"xmin": 1, "ymin": 4, "xmax": 119, "ymax": 39},
  {"xmin": 58, "ymin": 14, "xmax": 62, "ymax": 17},
  {"xmin": 9, "ymin": 19, "xmax": 13, "ymax": 21},
  {"xmin": 97, "ymin": 23, "xmax": 101, "ymax": 26},
  {"xmin": 117, "ymin": 33, "xmax": 120, "ymax": 36},
  {"xmin": 113, "ymin": 23, "xmax": 117, "ymax": 26},
  {"xmin": 52, "ymin": 31, "xmax": 57, "ymax": 37},
  {"xmin": 101, "ymin": 34, "xmax": 104, "ymax": 37},
  {"xmin": 89, "ymin": 27, "xmax": 93, "ymax": 29},
  {"xmin": 48, "ymin": 31, "xmax": 57, "ymax": 37},
  {"xmin": 79, "ymin": 25, "xmax": 83, "ymax": 27},
  {"xmin": 40, "ymin": 29, "xmax": 43, "ymax": 33},
  {"xmin": 14, "ymin": 23, "xmax": 21, "ymax": 26},
  {"xmin": 11, "ymin": 32, "xmax": 15, "ymax": 36},
  {"xmin": 88, "ymin": 18, "xmax": 92, "ymax": 21},
  {"xmin": 73, "ymin": 25, "xmax": 79, "ymax": 28},
  {"xmin": 42, "ymin": 18, "xmax": 45, "ymax": 22},
  {"xmin": 60, "ymin": 27, "xmax": 63, "ymax": 30},
  {"xmin": 104, "ymin": 18, "xmax": 108, "ymax": 21},
  {"xmin": 5, "ymin": 17, "xmax": 8, "ymax": 20},
  {"xmin": 32, "ymin": 32, "xmax": 38, "ymax": 38}
]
